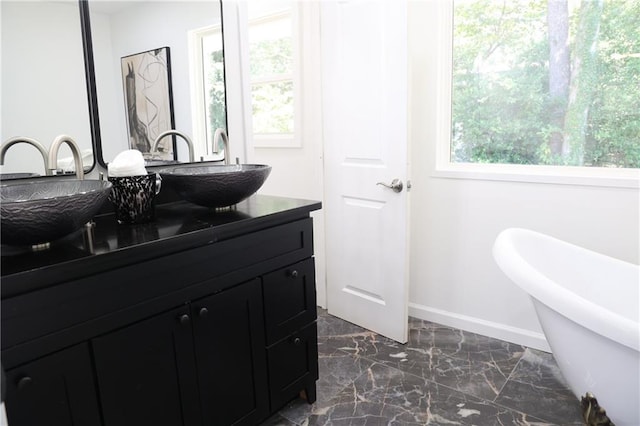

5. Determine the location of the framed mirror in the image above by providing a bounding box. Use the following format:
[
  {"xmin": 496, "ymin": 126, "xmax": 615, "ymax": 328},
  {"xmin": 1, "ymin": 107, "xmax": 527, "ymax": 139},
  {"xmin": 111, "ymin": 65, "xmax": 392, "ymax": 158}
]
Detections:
[
  {"xmin": 87, "ymin": 0, "xmax": 227, "ymax": 167},
  {"xmin": 1, "ymin": 0, "xmax": 95, "ymax": 178}
]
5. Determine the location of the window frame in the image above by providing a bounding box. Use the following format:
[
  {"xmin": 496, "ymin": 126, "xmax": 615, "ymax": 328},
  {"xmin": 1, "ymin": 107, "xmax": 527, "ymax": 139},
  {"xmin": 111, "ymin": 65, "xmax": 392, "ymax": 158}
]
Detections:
[{"xmin": 433, "ymin": 0, "xmax": 639, "ymax": 189}]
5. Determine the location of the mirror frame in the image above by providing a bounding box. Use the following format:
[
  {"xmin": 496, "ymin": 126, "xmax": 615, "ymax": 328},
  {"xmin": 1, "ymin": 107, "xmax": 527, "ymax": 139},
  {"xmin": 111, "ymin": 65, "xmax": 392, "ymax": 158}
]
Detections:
[
  {"xmin": 79, "ymin": 0, "xmax": 229, "ymax": 169},
  {"xmin": 79, "ymin": 0, "xmax": 103, "ymax": 169}
]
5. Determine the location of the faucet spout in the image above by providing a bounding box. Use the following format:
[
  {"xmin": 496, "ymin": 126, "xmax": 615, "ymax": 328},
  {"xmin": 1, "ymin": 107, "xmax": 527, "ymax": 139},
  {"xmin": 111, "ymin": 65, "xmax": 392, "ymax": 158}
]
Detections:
[
  {"xmin": 152, "ymin": 130, "xmax": 195, "ymax": 163},
  {"xmin": 48, "ymin": 135, "xmax": 85, "ymax": 180},
  {"xmin": 0, "ymin": 137, "xmax": 51, "ymax": 175},
  {"xmin": 212, "ymin": 128, "xmax": 230, "ymax": 165}
]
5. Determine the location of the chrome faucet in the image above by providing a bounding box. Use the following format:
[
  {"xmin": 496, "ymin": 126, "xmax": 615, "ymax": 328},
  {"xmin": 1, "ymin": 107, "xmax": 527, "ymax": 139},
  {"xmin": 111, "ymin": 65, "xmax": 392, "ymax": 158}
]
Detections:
[
  {"xmin": 152, "ymin": 130, "xmax": 195, "ymax": 163},
  {"xmin": 213, "ymin": 128, "xmax": 230, "ymax": 165},
  {"xmin": 48, "ymin": 135, "xmax": 85, "ymax": 180},
  {"xmin": 0, "ymin": 137, "xmax": 52, "ymax": 175}
]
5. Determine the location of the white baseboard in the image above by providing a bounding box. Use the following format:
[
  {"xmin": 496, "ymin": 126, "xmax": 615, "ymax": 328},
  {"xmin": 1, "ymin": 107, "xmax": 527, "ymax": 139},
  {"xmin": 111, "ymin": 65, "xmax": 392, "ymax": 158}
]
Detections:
[{"xmin": 408, "ymin": 302, "xmax": 551, "ymax": 352}]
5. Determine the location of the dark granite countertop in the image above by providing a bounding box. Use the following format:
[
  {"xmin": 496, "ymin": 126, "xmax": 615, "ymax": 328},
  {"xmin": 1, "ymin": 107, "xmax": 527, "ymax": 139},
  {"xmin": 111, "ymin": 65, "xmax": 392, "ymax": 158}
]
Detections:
[{"xmin": 1, "ymin": 195, "xmax": 321, "ymax": 298}]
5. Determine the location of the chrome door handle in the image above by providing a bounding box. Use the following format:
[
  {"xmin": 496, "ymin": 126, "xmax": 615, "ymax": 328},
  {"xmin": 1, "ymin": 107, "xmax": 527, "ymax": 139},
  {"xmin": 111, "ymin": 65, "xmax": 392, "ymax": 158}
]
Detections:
[{"xmin": 376, "ymin": 178, "xmax": 403, "ymax": 193}]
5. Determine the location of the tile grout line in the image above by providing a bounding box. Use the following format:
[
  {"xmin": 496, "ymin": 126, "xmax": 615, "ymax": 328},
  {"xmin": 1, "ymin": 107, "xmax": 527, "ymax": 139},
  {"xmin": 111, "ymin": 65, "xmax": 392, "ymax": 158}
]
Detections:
[{"xmin": 493, "ymin": 347, "xmax": 527, "ymax": 403}]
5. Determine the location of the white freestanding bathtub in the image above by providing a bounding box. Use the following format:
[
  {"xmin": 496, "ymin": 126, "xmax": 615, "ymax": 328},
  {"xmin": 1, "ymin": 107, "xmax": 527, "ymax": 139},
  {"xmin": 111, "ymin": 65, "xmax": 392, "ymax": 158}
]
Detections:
[{"xmin": 493, "ymin": 228, "xmax": 639, "ymax": 425}]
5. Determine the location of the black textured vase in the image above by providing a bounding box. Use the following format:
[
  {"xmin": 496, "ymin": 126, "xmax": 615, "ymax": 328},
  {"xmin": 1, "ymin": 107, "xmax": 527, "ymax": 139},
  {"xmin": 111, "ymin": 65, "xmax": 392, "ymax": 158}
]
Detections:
[{"xmin": 108, "ymin": 172, "xmax": 160, "ymax": 224}]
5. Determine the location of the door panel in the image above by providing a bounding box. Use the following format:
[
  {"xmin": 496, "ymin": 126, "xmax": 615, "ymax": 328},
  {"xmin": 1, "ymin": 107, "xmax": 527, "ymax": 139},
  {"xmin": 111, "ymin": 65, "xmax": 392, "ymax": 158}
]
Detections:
[
  {"xmin": 192, "ymin": 279, "xmax": 269, "ymax": 426},
  {"xmin": 92, "ymin": 306, "xmax": 201, "ymax": 426},
  {"xmin": 5, "ymin": 343, "xmax": 101, "ymax": 426},
  {"xmin": 322, "ymin": 0, "xmax": 409, "ymax": 343}
]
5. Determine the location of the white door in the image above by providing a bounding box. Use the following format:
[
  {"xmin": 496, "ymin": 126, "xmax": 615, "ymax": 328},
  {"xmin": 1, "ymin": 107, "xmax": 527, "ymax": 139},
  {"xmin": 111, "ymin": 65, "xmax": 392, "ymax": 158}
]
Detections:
[{"xmin": 321, "ymin": 0, "xmax": 410, "ymax": 343}]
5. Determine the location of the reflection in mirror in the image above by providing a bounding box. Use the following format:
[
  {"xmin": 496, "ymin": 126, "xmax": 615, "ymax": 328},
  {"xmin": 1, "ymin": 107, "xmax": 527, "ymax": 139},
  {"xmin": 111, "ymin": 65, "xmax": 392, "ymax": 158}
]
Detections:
[
  {"xmin": 89, "ymin": 1, "xmax": 227, "ymax": 166},
  {"xmin": 1, "ymin": 0, "xmax": 94, "ymax": 178}
]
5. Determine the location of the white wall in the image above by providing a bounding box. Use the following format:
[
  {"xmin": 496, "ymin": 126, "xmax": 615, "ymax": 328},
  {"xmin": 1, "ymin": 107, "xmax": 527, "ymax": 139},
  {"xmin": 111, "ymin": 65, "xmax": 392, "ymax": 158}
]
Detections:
[
  {"xmin": 408, "ymin": 175, "xmax": 639, "ymax": 350},
  {"xmin": 1, "ymin": 1, "xmax": 92, "ymax": 175},
  {"xmin": 407, "ymin": 1, "xmax": 640, "ymax": 351}
]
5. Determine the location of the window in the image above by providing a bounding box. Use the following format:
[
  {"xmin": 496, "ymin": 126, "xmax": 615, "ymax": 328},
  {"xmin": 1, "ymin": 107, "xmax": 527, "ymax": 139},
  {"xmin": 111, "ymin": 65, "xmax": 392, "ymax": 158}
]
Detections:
[
  {"xmin": 451, "ymin": 0, "xmax": 639, "ymax": 169},
  {"xmin": 201, "ymin": 29, "xmax": 227, "ymax": 153},
  {"xmin": 190, "ymin": 25, "xmax": 226, "ymax": 159},
  {"xmin": 247, "ymin": 3, "xmax": 299, "ymax": 147}
]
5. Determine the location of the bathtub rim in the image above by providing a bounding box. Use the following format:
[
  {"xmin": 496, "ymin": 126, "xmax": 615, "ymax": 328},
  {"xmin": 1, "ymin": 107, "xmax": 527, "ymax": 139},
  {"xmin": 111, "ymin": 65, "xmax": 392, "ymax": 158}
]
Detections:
[{"xmin": 493, "ymin": 227, "xmax": 639, "ymax": 352}]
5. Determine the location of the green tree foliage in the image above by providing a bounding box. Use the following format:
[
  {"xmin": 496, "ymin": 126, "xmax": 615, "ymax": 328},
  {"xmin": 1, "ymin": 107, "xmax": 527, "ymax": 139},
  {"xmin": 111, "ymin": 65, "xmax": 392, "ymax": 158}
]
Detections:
[
  {"xmin": 452, "ymin": 0, "xmax": 640, "ymax": 168},
  {"xmin": 249, "ymin": 37, "xmax": 294, "ymax": 134},
  {"xmin": 563, "ymin": 0, "xmax": 603, "ymax": 165},
  {"xmin": 251, "ymin": 81, "xmax": 294, "ymax": 134},
  {"xmin": 208, "ymin": 48, "xmax": 227, "ymax": 149},
  {"xmin": 585, "ymin": 0, "xmax": 640, "ymax": 167},
  {"xmin": 249, "ymin": 37, "xmax": 292, "ymax": 77}
]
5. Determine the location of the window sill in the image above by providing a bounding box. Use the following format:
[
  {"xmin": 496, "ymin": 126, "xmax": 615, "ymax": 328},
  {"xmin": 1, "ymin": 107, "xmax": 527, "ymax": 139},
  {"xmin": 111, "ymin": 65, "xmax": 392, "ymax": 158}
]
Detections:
[
  {"xmin": 253, "ymin": 134, "xmax": 300, "ymax": 149},
  {"xmin": 433, "ymin": 163, "xmax": 640, "ymax": 189}
]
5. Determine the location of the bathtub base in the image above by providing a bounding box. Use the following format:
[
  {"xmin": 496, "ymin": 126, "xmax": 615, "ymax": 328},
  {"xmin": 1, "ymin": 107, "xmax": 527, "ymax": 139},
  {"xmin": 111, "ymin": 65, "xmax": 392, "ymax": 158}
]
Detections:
[{"xmin": 581, "ymin": 392, "xmax": 615, "ymax": 426}]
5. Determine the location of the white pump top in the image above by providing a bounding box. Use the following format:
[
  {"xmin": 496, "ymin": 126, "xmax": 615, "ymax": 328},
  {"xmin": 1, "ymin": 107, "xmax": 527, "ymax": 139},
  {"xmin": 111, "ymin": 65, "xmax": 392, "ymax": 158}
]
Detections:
[{"xmin": 107, "ymin": 149, "xmax": 147, "ymax": 177}]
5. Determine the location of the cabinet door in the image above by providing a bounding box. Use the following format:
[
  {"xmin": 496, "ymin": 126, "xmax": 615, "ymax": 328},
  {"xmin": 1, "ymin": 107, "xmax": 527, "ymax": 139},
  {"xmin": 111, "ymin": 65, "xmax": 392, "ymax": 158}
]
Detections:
[
  {"xmin": 266, "ymin": 322, "xmax": 318, "ymax": 410},
  {"xmin": 92, "ymin": 305, "xmax": 201, "ymax": 426},
  {"xmin": 262, "ymin": 258, "xmax": 317, "ymax": 345},
  {"xmin": 4, "ymin": 343, "xmax": 101, "ymax": 426},
  {"xmin": 192, "ymin": 279, "xmax": 269, "ymax": 426}
]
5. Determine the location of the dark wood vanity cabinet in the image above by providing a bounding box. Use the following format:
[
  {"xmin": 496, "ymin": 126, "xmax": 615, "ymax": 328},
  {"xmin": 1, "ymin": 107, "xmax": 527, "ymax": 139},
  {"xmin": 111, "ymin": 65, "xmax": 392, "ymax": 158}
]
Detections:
[
  {"xmin": 262, "ymin": 258, "xmax": 319, "ymax": 409},
  {"xmin": 93, "ymin": 279, "xmax": 268, "ymax": 426},
  {"xmin": 267, "ymin": 322, "xmax": 318, "ymax": 409},
  {"xmin": 263, "ymin": 258, "xmax": 317, "ymax": 345},
  {"xmin": 4, "ymin": 343, "xmax": 101, "ymax": 426},
  {"xmin": 1, "ymin": 198, "xmax": 321, "ymax": 426}
]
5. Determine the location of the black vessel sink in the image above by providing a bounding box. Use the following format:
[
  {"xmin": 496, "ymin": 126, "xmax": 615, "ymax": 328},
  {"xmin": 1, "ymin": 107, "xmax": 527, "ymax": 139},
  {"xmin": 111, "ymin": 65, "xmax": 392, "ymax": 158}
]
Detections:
[
  {"xmin": 1, "ymin": 179, "xmax": 112, "ymax": 246},
  {"xmin": 160, "ymin": 164, "xmax": 271, "ymax": 208}
]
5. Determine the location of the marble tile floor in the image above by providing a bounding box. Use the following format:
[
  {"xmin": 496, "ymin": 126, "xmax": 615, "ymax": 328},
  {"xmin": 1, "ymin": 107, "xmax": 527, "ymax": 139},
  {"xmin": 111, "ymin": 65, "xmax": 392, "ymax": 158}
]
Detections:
[{"xmin": 263, "ymin": 309, "xmax": 584, "ymax": 426}]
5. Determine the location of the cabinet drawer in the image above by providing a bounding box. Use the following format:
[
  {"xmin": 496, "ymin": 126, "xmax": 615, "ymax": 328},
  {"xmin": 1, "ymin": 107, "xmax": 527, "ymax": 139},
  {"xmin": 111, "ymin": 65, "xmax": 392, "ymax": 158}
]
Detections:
[
  {"xmin": 262, "ymin": 258, "xmax": 316, "ymax": 345},
  {"xmin": 266, "ymin": 322, "xmax": 318, "ymax": 410}
]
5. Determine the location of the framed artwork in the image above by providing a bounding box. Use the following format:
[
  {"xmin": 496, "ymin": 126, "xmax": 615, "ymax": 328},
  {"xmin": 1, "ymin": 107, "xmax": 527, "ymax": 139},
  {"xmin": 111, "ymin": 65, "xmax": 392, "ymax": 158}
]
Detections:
[{"xmin": 121, "ymin": 47, "xmax": 175, "ymax": 160}]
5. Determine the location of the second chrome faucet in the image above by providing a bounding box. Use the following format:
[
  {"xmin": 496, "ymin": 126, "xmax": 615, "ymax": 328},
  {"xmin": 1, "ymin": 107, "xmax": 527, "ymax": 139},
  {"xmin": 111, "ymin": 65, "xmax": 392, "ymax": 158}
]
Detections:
[
  {"xmin": 1, "ymin": 134, "xmax": 85, "ymax": 180},
  {"xmin": 152, "ymin": 130, "xmax": 195, "ymax": 163}
]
